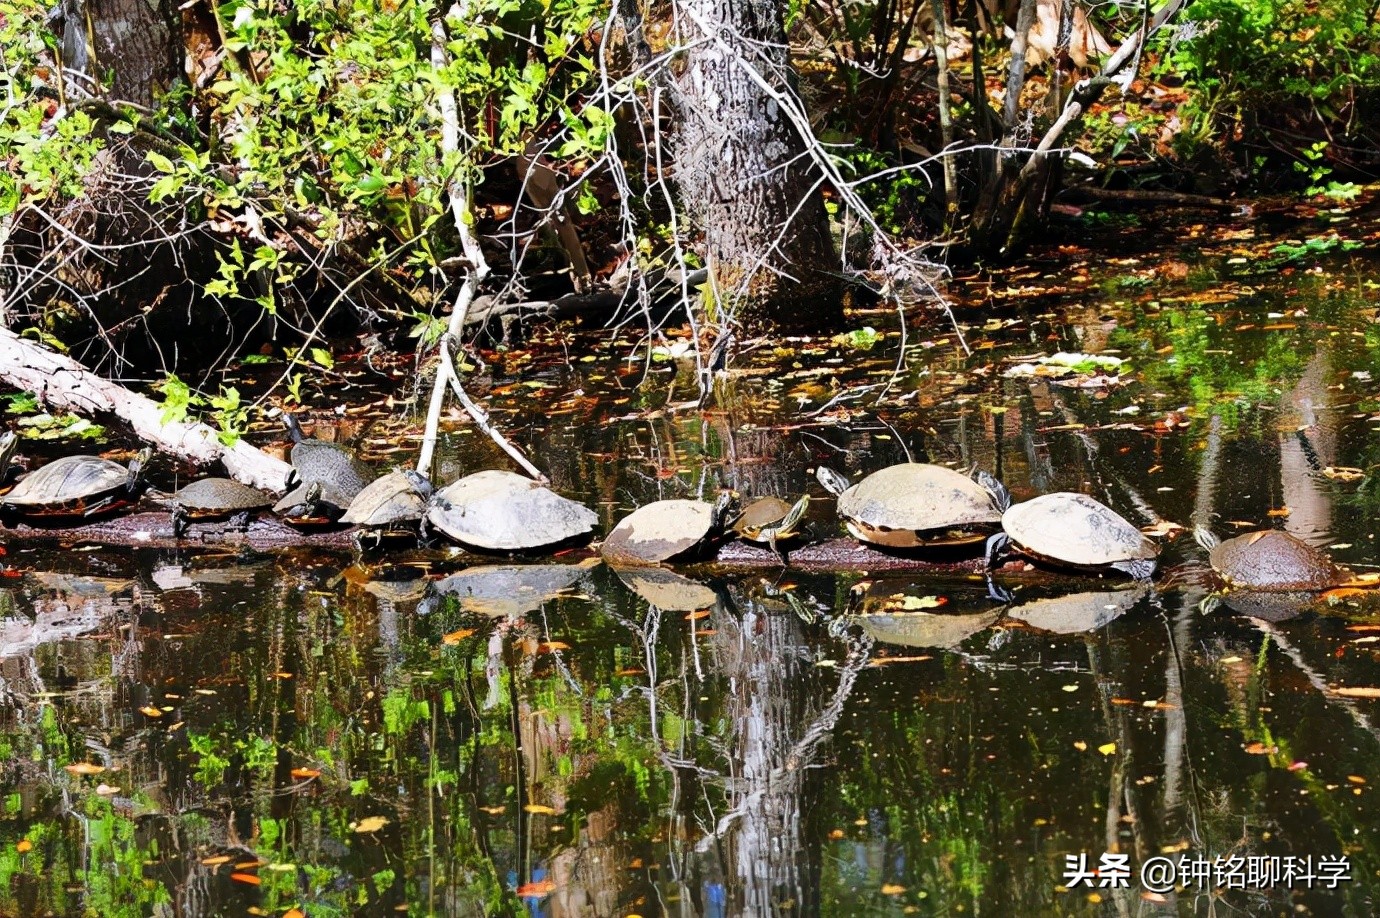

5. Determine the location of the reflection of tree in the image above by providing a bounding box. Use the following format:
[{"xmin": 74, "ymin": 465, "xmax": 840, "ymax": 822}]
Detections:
[{"xmin": 616, "ymin": 579, "xmax": 870, "ymax": 917}]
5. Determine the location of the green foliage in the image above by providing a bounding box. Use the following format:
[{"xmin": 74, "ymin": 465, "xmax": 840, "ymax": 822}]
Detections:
[
  {"xmin": 155, "ymin": 374, "xmax": 249, "ymax": 445},
  {"xmin": 1157, "ymin": 0, "xmax": 1380, "ymax": 178}
]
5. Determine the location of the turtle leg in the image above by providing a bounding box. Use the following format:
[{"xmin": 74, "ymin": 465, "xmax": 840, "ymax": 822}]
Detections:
[
  {"xmin": 351, "ymin": 529, "xmax": 367, "ymax": 555},
  {"xmin": 1115, "ymin": 558, "xmax": 1157, "ymax": 581},
  {"xmin": 172, "ymin": 506, "xmax": 189, "ymax": 539},
  {"xmin": 983, "ymin": 532, "xmax": 1011, "ymax": 571},
  {"xmin": 768, "ymin": 530, "xmax": 788, "ymax": 566},
  {"xmin": 984, "ymin": 533, "xmax": 1015, "ymax": 603}
]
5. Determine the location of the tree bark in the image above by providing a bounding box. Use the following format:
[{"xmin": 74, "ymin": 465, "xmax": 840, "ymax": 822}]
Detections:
[
  {"xmin": 673, "ymin": 0, "xmax": 842, "ymax": 331},
  {"xmin": 55, "ymin": 0, "xmax": 180, "ymax": 107}
]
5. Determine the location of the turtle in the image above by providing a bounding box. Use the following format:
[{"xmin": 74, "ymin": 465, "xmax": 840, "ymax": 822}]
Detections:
[
  {"xmin": 0, "ymin": 431, "xmax": 22, "ymax": 496},
  {"xmin": 273, "ymin": 480, "xmax": 356, "ymax": 527},
  {"xmin": 1, "ymin": 448, "xmax": 152, "ymax": 522},
  {"xmin": 730, "ymin": 495, "xmax": 810, "ymax": 561},
  {"xmin": 281, "ymin": 413, "xmax": 371, "ymax": 502},
  {"xmin": 600, "ymin": 491, "xmax": 740, "ymax": 566},
  {"xmin": 1194, "ymin": 527, "xmax": 1344, "ymax": 592},
  {"xmin": 420, "ymin": 563, "xmax": 590, "ymax": 617},
  {"xmin": 1006, "ymin": 584, "xmax": 1150, "ymax": 634},
  {"xmin": 340, "ymin": 469, "xmax": 435, "ymax": 550},
  {"xmin": 985, "ymin": 492, "xmax": 1160, "ymax": 586},
  {"xmin": 425, "ymin": 469, "xmax": 598, "ymax": 552},
  {"xmin": 168, "ymin": 477, "xmax": 274, "ymax": 537},
  {"xmin": 814, "ymin": 464, "xmax": 1006, "ymax": 548}
]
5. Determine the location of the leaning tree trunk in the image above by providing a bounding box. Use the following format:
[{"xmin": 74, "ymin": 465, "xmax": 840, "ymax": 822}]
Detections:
[{"xmin": 672, "ymin": 0, "xmax": 843, "ymax": 332}]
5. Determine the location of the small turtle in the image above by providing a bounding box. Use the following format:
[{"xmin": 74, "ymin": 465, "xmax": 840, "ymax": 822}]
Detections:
[
  {"xmin": 341, "ymin": 470, "xmax": 435, "ymax": 550},
  {"xmin": 731, "ymin": 495, "xmax": 810, "ymax": 561},
  {"xmin": 1195, "ymin": 527, "xmax": 1344, "ymax": 592},
  {"xmin": 1, "ymin": 448, "xmax": 152, "ymax": 521},
  {"xmin": 601, "ymin": 491, "xmax": 740, "ymax": 566},
  {"xmin": 168, "ymin": 477, "xmax": 274, "ymax": 537},
  {"xmin": 425, "ymin": 469, "xmax": 598, "ymax": 552},
  {"xmin": 0, "ymin": 432, "xmax": 22, "ymax": 496},
  {"xmin": 986, "ymin": 492, "xmax": 1159, "ymax": 583},
  {"xmin": 274, "ymin": 480, "xmax": 355, "ymax": 527},
  {"xmin": 815, "ymin": 464, "xmax": 1005, "ymax": 548},
  {"xmin": 282, "ymin": 413, "xmax": 371, "ymax": 502}
]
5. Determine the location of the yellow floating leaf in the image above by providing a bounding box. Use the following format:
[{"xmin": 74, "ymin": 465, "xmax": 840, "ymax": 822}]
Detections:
[
  {"xmin": 201, "ymin": 855, "xmax": 232, "ymax": 866},
  {"xmin": 516, "ymin": 879, "xmax": 557, "ymax": 897},
  {"xmin": 1266, "ymin": 507, "xmax": 1291, "ymax": 518},
  {"xmin": 523, "ymin": 804, "xmax": 558, "ymax": 815},
  {"xmin": 685, "ymin": 610, "xmax": 711, "ymax": 621},
  {"xmin": 898, "ymin": 595, "xmax": 945, "ymax": 610},
  {"xmin": 63, "ymin": 763, "xmax": 105, "ymax": 776},
  {"xmin": 1073, "ymin": 741, "xmax": 1088, "ymax": 751},
  {"xmin": 139, "ymin": 706, "xmax": 163, "ymax": 718},
  {"xmin": 285, "ymin": 910, "xmax": 306, "ymax": 918},
  {"xmin": 441, "ymin": 628, "xmax": 476, "ymax": 645},
  {"xmin": 480, "ymin": 805, "xmax": 505, "ymax": 815},
  {"xmin": 1097, "ymin": 742, "xmax": 1117, "ymax": 756},
  {"xmin": 1243, "ymin": 741, "xmax": 1277, "ymax": 755},
  {"xmin": 95, "ymin": 784, "xmax": 120, "ymax": 796},
  {"xmin": 1332, "ymin": 686, "xmax": 1380, "ymax": 698},
  {"xmin": 230, "ymin": 872, "xmax": 261, "ymax": 886},
  {"xmin": 290, "ymin": 767, "xmax": 321, "ymax": 779},
  {"xmin": 1061, "ymin": 684, "xmax": 1079, "ymax": 693},
  {"xmin": 16, "ymin": 839, "xmax": 31, "ymax": 853},
  {"xmin": 881, "ymin": 883, "xmax": 906, "ymax": 895},
  {"xmin": 352, "ymin": 816, "xmax": 390, "ymax": 833},
  {"xmin": 1347, "ymin": 775, "xmax": 1366, "ymax": 784},
  {"xmin": 537, "ymin": 642, "xmax": 570, "ymax": 653}
]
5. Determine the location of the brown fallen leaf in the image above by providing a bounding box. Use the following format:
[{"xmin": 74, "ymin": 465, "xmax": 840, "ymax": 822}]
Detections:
[
  {"xmin": 229, "ymin": 873, "xmax": 261, "ymax": 886},
  {"xmin": 1243, "ymin": 741, "xmax": 1277, "ymax": 755},
  {"xmin": 537, "ymin": 641, "xmax": 570, "ymax": 653},
  {"xmin": 441, "ymin": 628, "xmax": 476, "ymax": 645},
  {"xmin": 523, "ymin": 804, "xmax": 558, "ymax": 815},
  {"xmin": 685, "ymin": 610, "xmax": 711, "ymax": 620},
  {"xmin": 201, "ymin": 855, "xmax": 232, "ymax": 866},
  {"xmin": 516, "ymin": 879, "xmax": 557, "ymax": 898},
  {"xmin": 16, "ymin": 839, "xmax": 31, "ymax": 853},
  {"xmin": 139, "ymin": 706, "xmax": 163, "ymax": 718},
  {"xmin": 290, "ymin": 767, "xmax": 321, "ymax": 779},
  {"xmin": 1266, "ymin": 507, "xmax": 1291, "ymax": 518},
  {"xmin": 63, "ymin": 763, "xmax": 105, "ymax": 776}
]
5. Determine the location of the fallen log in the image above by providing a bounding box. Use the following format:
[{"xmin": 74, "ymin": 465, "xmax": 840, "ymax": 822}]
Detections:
[
  {"xmin": 1071, "ymin": 185, "xmax": 1248, "ymax": 215},
  {"xmin": 0, "ymin": 328, "xmax": 294, "ymax": 491}
]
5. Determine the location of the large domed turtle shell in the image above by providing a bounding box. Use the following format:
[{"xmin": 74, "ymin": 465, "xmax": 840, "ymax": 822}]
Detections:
[
  {"xmin": 1207, "ymin": 530, "xmax": 1342, "ymax": 592},
  {"xmin": 601, "ymin": 499, "xmax": 720, "ymax": 565},
  {"xmin": 835, "ymin": 464, "xmax": 1002, "ymax": 547},
  {"xmin": 425, "ymin": 564, "xmax": 587, "ymax": 616},
  {"xmin": 427, "ymin": 470, "xmax": 597, "ymax": 551},
  {"xmin": 1001, "ymin": 492, "xmax": 1158, "ymax": 573},
  {"xmin": 3, "ymin": 451, "xmax": 148, "ymax": 516},
  {"xmin": 273, "ymin": 479, "xmax": 356, "ymax": 521},
  {"xmin": 857, "ymin": 609, "xmax": 1001, "ymax": 650}
]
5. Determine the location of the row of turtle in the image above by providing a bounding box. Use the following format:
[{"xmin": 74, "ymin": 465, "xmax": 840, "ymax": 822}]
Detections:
[{"xmin": 0, "ymin": 428, "xmax": 1351, "ymax": 593}]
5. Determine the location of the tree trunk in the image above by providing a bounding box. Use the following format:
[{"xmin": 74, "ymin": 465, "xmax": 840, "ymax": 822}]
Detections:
[
  {"xmin": 55, "ymin": 0, "xmax": 180, "ymax": 108},
  {"xmin": 672, "ymin": 0, "xmax": 842, "ymax": 331}
]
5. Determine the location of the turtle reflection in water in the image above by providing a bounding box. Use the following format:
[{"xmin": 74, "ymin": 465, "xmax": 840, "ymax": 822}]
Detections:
[
  {"xmin": 614, "ymin": 567, "xmax": 720, "ymax": 612},
  {"xmin": 421, "ymin": 563, "xmax": 592, "ymax": 618},
  {"xmin": 815, "ymin": 464, "xmax": 1005, "ymax": 549},
  {"xmin": 1007, "ymin": 584, "xmax": 1149, "ymax": 635}
]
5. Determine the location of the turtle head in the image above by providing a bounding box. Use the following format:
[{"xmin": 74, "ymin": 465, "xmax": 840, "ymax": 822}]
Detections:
[
  {"xmin": 304, "ymin": 480, "xmax": 324, "ymax": 504},
  {"xmin": 282, "ymin": 412, "xmax": 306, "ymax": 443},
  {"xmin": 1192, "ymin": 525, "xmax": 1220, "ymax": 552},
  {"xmin": 814, "ymin": 466, "xmax": 851, "ymax": 497},
  {"xmin": 126, "ymin": 448, "xmax": 154, "ymax": 490},
  {"xmin": 402, "ymin": 469, "xmax": 435, "ymax": 499},
  {"xmin": 974, "ymin": 470, "xmax": 1011, "ymax": 513},
  {"xmin": 777, "ymin": 494, "xmax": 811, "ymax": 535}
]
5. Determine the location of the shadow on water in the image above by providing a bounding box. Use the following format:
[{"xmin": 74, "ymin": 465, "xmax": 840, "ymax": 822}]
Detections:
[{"xmin": 6, "ymin": 243, "xmax": 1380, "ymax": 914}]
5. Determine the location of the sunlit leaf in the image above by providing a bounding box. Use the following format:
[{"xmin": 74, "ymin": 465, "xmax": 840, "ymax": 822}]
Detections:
[
  {"xmin": 230, "ymin": 872, "xmax": 261, "ymax": 885},
  {"xmin": 441, "ymin": 628, "xmax": 476, "ymax": 645},
  {"xmin": 63, "ymin": 763, "xmax": 105, "ymax": 776},
  {"xmin": 1097, "ymin": 742, "xmax": 1117, "ymax": 756},
  {"xmin": 352, "ymin": 816, "xmax": 390, "ymax": 833},
  {"xmin": 516, "ymin": 879, "xmax": 557, "ymax": 898},
  {"xmin": 523, "ymin": 804, "xmax": 558, "ymax": 815},
  {"xmin": 1331, "ymin": 686, "xmax": 1380, "ymax": 699}
]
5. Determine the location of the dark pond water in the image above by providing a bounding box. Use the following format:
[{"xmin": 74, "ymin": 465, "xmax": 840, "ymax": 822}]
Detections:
[{"xmin": 5, "ymin": 214, "xmax": 1380, "ymax": 916}]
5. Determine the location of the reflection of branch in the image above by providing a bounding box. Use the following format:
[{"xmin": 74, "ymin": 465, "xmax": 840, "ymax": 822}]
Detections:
[
  {"xmin": 1250, "ymin": 619, "xmax": 1380, "ymax": 746},
  {"xmin": 784, "ymin": 633, "xmax": 872, "ymax": 769}
]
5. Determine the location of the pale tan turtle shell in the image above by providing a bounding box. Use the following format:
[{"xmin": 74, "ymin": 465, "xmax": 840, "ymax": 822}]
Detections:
[
  {"xmin": 835, "ymin": 464, "xmax": 1002, "ymax": 547},
  {"xmin": 426, "ymin": 469, "xmax": 597, "ymax": 551},
  {"xmin": 1001, "ymin": 492, "xmax": 1157, "ymax": 572},
  {"xmin": 601, "ymin": 499, "xmax": 718, "ymax": 565}
]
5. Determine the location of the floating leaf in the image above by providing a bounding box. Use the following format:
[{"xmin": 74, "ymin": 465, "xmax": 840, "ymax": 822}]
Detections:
[
  {"xmin": 1098, "ymin": 742, "xmax": 1117, "ymax": 756},
  {"xmin": 201, "ymin": 855, "xmax": 232, "ymax": 866},
  {"xmin": 516, "ymin": 879, "xmax": 557, "ymax": 898},
  {"xmin": 139, "ymin": 706, "xmax": 163, "ymax": 718},
  {"xmin": 898, "ymin": 595, "xmax": 945, "ymax": 610},
  {"xmin": 64, "ymin": 763, "xmax": 105, "ymax": 776},
  {"xmin": 880, "ymin": 883, "xmax": 906, "ymax": 895},
  {"xmin": 16, "ymin": 839, "xmax": 31, "ymax": 853},
  {"xmin": 290, "ymin": 767, "xmax": 321, "ymax": 779},
  {"xmin": 352, "ymin": 816, "xmax": 389, "ymax": 833},
  {"xmin": 441, "ymin": 628, "xmax": 475, "ymax": 645},
  {"xmin": 230, "ymin": 872, "xmax": 261, "ymax": 886},
  {"xmin": 524, "ymin": 804, "xmax": 558, "ymax": 815},
  {"xmin": 1243, "ymin": 742, "xmax": 1277, "ymax": 755}
]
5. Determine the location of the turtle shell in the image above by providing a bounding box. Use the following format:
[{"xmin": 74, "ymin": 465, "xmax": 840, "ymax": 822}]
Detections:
[
  {"xmin": 834, "ymin": 464, "xmax": 1001, "ymax": 547},
  {"xmin": 426, "ymin": 470, "xmax": 597, "ymax": 551},
  {"xmin": 341, "ymin": 471, "xmax": 428, "ymax": 529},
  {"xmin": 1007, "ymin": 584, "xmax": 1149, "ymax": 634},
  {"xmin": 601, "ymin": 499, "xmax": 720, "ymax": 564},
  {"xmin": 283, "ymin": 417, "xmax": 371, "ymax": 501},
  {"xmin": 732, "ymin": 496, "xmax": 797, "ymax": 542},
  {"xmin": 173, "ymin": 478, "xmax": 273, "ymax": 516},
  {"xmin": 857, "ymin": 609, "xmax": 1001, "ymax": 650},
  {"xmin": 425, "ymin": 564, "xmax": 586, "ymax": 616},
  {"xmin": 1207, "ymin": 530, "xmax": 1342, "ymax": 591},
  {"xmin": 3, "ymin": 454, "xmax": 139, "ymax": 515},
  {"xmin": 1001, "ymin": 492, "xmax": 1158, "ymax": 571}
]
